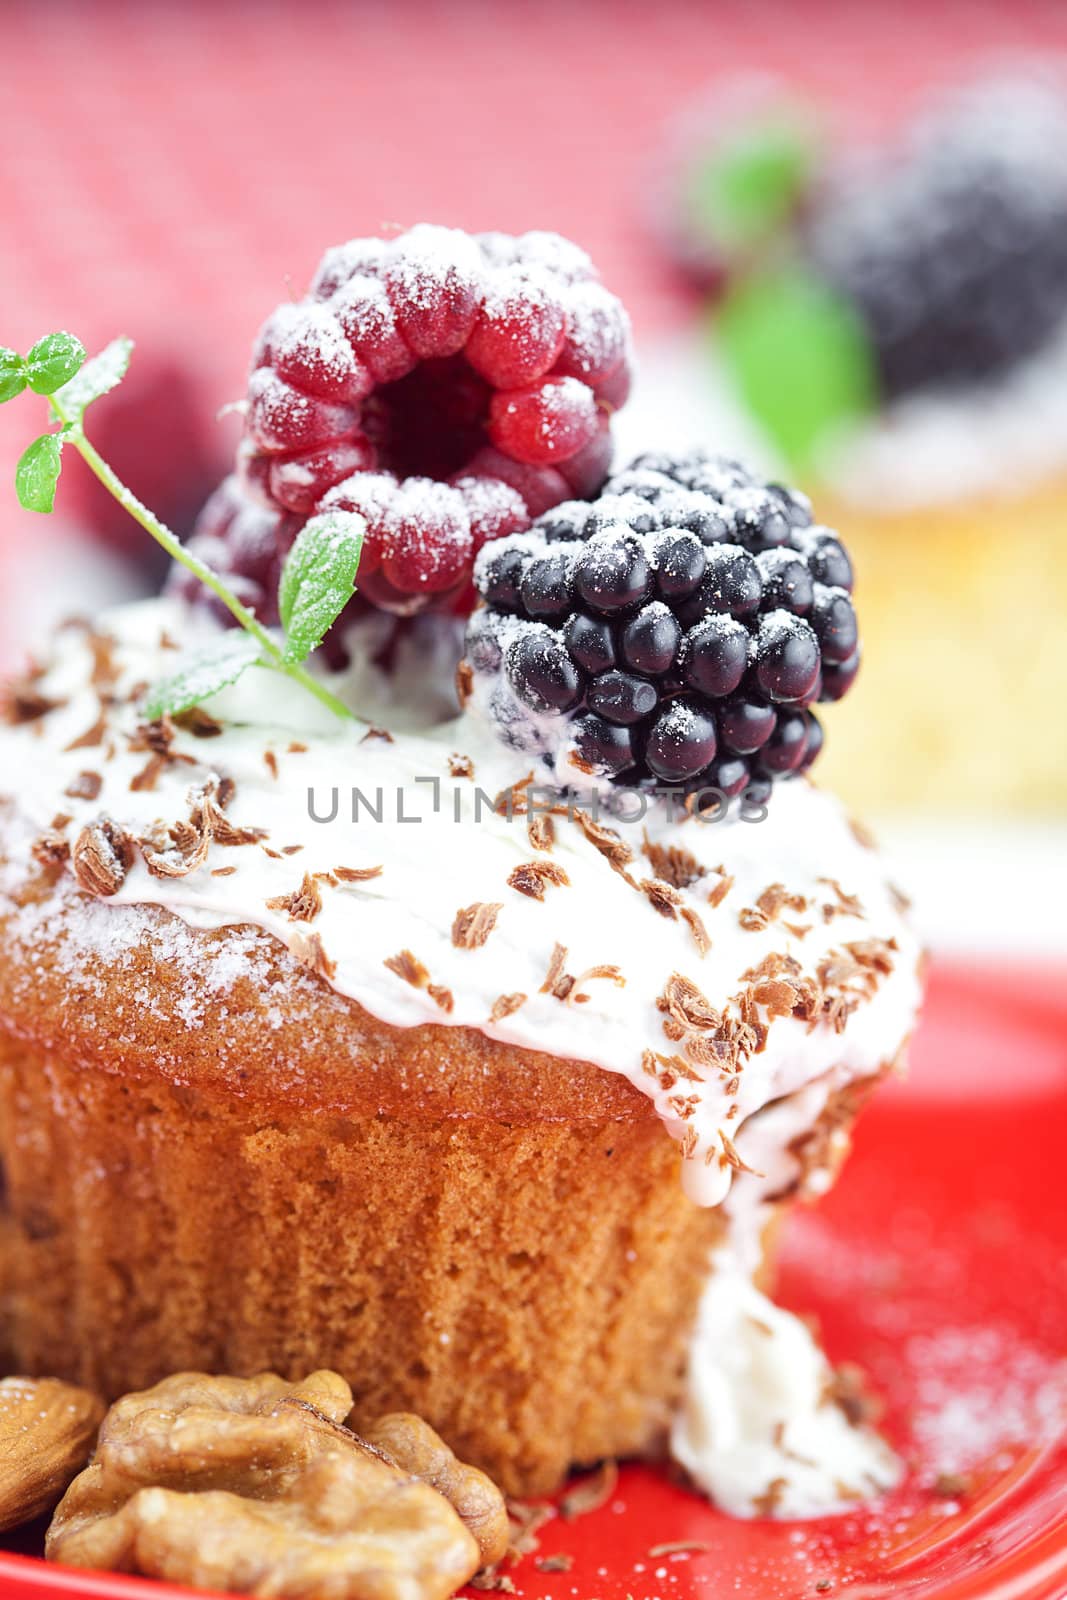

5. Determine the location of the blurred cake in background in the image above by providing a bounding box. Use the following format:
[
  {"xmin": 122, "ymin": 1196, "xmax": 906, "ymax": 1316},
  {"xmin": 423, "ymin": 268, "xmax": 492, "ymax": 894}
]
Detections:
[{"xmin": 658, "ymin": 67, "xmax": 1067, "ymax": 816}]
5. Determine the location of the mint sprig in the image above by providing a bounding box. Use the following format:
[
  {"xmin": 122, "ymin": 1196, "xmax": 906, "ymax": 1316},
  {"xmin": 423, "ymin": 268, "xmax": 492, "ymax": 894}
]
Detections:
[
  {"xmin": 143, "ymin": 633, "xmax": 263, "ymax": 721},
  {"xmin": 279, "ymin": 513, "xmax": 364, "ymax": 663},
  {"xmin": 716, "ymin": 267, "xmax": 877, "ymax": 470},
  {"xmin": 2, "ymin": 331, "xmax": 363, "ymax": 723}
]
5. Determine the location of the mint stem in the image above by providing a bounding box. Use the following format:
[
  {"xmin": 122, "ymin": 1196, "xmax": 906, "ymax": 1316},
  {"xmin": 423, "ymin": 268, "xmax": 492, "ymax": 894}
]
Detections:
[{"xmin": 47, "ymin": 391, "xmax": 356, "ymax": 725}]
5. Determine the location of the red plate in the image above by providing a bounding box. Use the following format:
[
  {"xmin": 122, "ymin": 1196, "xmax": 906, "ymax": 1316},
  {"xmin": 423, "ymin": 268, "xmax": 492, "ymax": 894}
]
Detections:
[{"xmin": 2, "ymin": 959, "xmax": 1065, "ymax": 1600}]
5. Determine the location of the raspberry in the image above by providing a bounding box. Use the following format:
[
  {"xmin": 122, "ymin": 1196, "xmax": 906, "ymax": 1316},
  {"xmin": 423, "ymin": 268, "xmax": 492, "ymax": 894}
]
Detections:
[
  {"xmin": 240, "ymin": 225, "xmax": 632, "ymax": 613},
  {"xmin": 464, "ymin": 451, "xmax": 859, "ymax": 802},
  {"xmin": 166, "ymin": 474, "xmax": 297, "ymax": 627},
  {"xmin": 487, "ymin": 376, "xmax": 599, "ymax": 466},
  {"xmin": 806, "ymin": 72, "xmax": 1067, "ymax": 397}
]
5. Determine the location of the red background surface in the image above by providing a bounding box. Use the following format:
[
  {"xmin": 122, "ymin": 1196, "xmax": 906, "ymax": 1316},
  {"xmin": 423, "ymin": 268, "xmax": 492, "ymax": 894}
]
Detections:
[{"xmin": 6, "ymin": 0, "xmax": 1067, "ymax": 568}]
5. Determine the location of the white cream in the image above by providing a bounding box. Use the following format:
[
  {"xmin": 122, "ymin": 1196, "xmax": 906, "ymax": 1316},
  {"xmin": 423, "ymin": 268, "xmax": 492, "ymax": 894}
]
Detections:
[
  {"xmin": 672, "ymin": 1265, "xmax": 901, "ymax": 1518},
  {"xmin": 673, "ymin": 1078, "xmax": 902, "ymax": 1517},
  {"xmin": 0, "ymin": 598, "xmax": 920, "ymax": 1211}
]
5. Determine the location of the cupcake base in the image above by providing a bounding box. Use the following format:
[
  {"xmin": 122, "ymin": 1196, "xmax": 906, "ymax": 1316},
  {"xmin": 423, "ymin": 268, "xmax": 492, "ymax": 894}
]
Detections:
[
  {"xmin": 0, "ymin": 1027, "xmax": 724, "ymax": 1496},
  {"xmin": 0, "ymin": 870, "xmax": 900, "ymax": 1498}
]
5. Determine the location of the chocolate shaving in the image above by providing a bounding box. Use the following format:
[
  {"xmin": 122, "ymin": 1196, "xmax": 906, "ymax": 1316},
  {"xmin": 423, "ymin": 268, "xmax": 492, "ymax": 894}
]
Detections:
[
  {"xmin": 64, "ymin": 770, "xmax": 102, "ymax": 802},
  {"xmin": 383, "ymin": 950, "xmax": 430, "ymax": 989},
  {"xmin": 292, "ymin": 930, "xmax": 336, "ymax": 981},
  {"xmin": 127, "ymin": 717, "xmax": 195, "ymax": 792},
  {"xmin": 265, "ymin": 873, "xmax": 323, "ymax": 923},
  {"xmin": 428, "ymin": 983, "xmax": 454, "ymax": 1013},
  {"xmin": 680, "ymin": 905, "xmax": 711, "ymax": 956},
  {"xmin": 824, "ymin": 1362, "xmax": 883, "ymax": 1428},
  {"xmin": 455, "ymin": 659, "xmax": 474, "ymax": 708},
  {"xmin": 64, "ymin": 711, "xmax": 107, "ymax": 751},
  {"xmin": 130, "ymin": 754, "xmax": 168, "ymax": 793},
  {"xmin": 493, "ymin": 772, "xmax": 535, "ymax": 816},
  {"xmin": 641, "ymin": 835, "xmax": 705, "ymax": 890},
  {"xmin": 933, "ymin": 1471, "xmax": 973, "ymax": 1498},
  {"xmin": 448, "ymin": 752, "xmax": 474, "ymax": 779},
  {"xmin": 752, "ymin": 1476, "xmax": 788, "ymax": 1517},
  {"xmin": 573, "ymin": 807, "xmax": 635, "ymax": 882},
  {"xmin": 658, "ymin": 973, "xmax": 720, "ymax": 1033},
  {"xmin": 540, "ymin": 943, "xmax": 572, "ymax": 1000},
  {"xmin": 819, "ymin": 877, "xmax": 865, "ymax": 920},
  {"xmin": 31, "ymin": 830, "xmax": 71, "ymax": 876},
  {"xmin": 452, "ymin": 901, "xmax": 503, "ymax": 949},
  {"xmin": 648, "ymin": 1540, "xmax": 709, "ymax": 1557},
  {"xmin": 72, "ymin": 818, "xmax": 134, "ymax": 898},
  {"xmin": 288, "ymin": 740, "xmax": 308, "ymax": 754},
  {"xmin": 128, "ymin": 717, "xmax": 177, "ymax": 757},
  {"xmin": 334, "ymin": 864, "xmax": 383, "ymax": 883},
  {"xmin": 641, "ymin": 1049, "xmax": 704, "ymax": 1089},
  {"xmin": 535, "ymin": 1554, "xmax": 573, "ymax": 1572},
  {"xmin": 490, "ymin": 992, "xmax": 527, "ymax": 1023},
  {"xmin": 640, "ymin": 877, "xmax": 682, "ymax": 918},
  {"xmin": 845, "ymin": 937, "xmax": 897, "ymax": 976},
  {"xmin": 173, "ymin": 706, "xmax": 224, "ymax": 738},
  {"xmin": 526, "ymin": 811, "xmax": 555, "ymax": 852},
  {"xmin": 507, "ymin": 860, "xmax": 570, "ymax": 901},
  {"xmin": 718, "ymin": 1127, "xmax": 763, "ymax": 1176},
  {"xmin": 559, "ymin": 1460, "xmax": 618, "ymax": 1521},
  {"xmin": 264, "ymin": 749, "xmax": 279, "ymax": 778},
  {"xmin": 85, "ymin": 627, "xmax": 119, "ymax": 690},
  {"xmin": 707, "ymin": 869, "xmax": 734, "ymax": 908},
  {"xmin": 202, "ymin": 788, "xmax": 268, "ymax": 847},
  {"xmin": 567, "ymin": 964, "xmax": 625, "ymax": 1005},
  {"xmin": 212, "ymin": 866, "xmax": 237, "ymax": 877},
  {"xmin": 139, "ymin": 782, "xmax": 225, "ymax": 878},
  {"xmin": 360, "ymin": 724, "xmax": 394, "ymax": 744},
  {"xmin": 468, "ymin": 1577, "xmax": 515, "ymax": 1594},
  {"xmin": 1, "ymin": 678, "xmax": 64, "ymax": 724}
]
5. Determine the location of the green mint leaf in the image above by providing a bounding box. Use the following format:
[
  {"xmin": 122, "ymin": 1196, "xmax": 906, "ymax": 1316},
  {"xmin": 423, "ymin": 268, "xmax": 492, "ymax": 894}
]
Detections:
[
  {"xmin": 279, "ymin": 511, "xmax": 365, "ymax": 664},
  {"xmin": 24, "ymin": 332, "xmax": 87, "ymax": 396},
  {"xmin": 143, "ymin": 632, "xmax": 263, "ymax": 720},
  {"xmin": 53, "ymin": 336, "xmax": 133, "ymax": 422},
  {"xmin": 687, "ymin": 112, "xmax": 818, "ymax": 256},
  {"xmin": 15, "ymin": 432, "xmax": 64, "ymax": 513},
  {"xmin": 0, "ymin": 348, "xmax": 26, "ymax": 404},
  {"xmin": 716, "ymin": 266, "xmax": 877, "ymax": 470}
]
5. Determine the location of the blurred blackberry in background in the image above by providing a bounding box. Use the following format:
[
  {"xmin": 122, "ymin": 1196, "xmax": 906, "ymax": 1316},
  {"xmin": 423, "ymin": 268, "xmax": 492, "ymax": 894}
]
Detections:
[
  {"xmin": 466, "ymin": 452, "xmax": 859, "ymax": 802},
  {"xmin": 806, "ymin": 73, "xmax": 1067, "ymax": 398}
]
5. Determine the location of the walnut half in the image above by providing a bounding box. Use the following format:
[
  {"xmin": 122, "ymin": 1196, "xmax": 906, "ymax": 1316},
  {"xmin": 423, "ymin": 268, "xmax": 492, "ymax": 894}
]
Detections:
[
  {"xmin": 46, "ymin": 1370, "xmax": 505, "ymax": 1600},
  {"xmin": 0, "ymin": 1376, "xmax": 104, "ymax": 1532}
]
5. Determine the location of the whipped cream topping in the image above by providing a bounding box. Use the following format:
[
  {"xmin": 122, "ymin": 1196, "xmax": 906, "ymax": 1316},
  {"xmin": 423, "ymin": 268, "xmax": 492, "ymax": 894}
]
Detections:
[
  {"xmin": 0, "ymin": 598, "xmax": 920, "ymax": 1211},
  {"xmin": 673, "ymin": 1078, "xmax": 902, "ymax": 1517}
]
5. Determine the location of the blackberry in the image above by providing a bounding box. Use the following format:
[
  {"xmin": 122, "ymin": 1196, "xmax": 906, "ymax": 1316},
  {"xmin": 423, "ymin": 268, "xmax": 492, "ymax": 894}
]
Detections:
[
  {"xmin": 806, "ymin": 73, "xmax": 1067, "ymax": 398},
  {"xmin": 464, "ymin": 450, "xmax": 859, "ymax": 801}
]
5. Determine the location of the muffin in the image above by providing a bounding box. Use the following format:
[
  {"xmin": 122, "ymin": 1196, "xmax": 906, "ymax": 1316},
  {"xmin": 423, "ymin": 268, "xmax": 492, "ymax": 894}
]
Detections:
[
  {"xmin": 690, "ymin": 69, "xmax": 1067, "ymax": 814},
  {"xmin": 0, "ymin": 228, "xmax": 921, "ymax": 1514},
  {"xmin": 0, "ymin": 591, "xmax": 918, "ymax": 1508}
]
